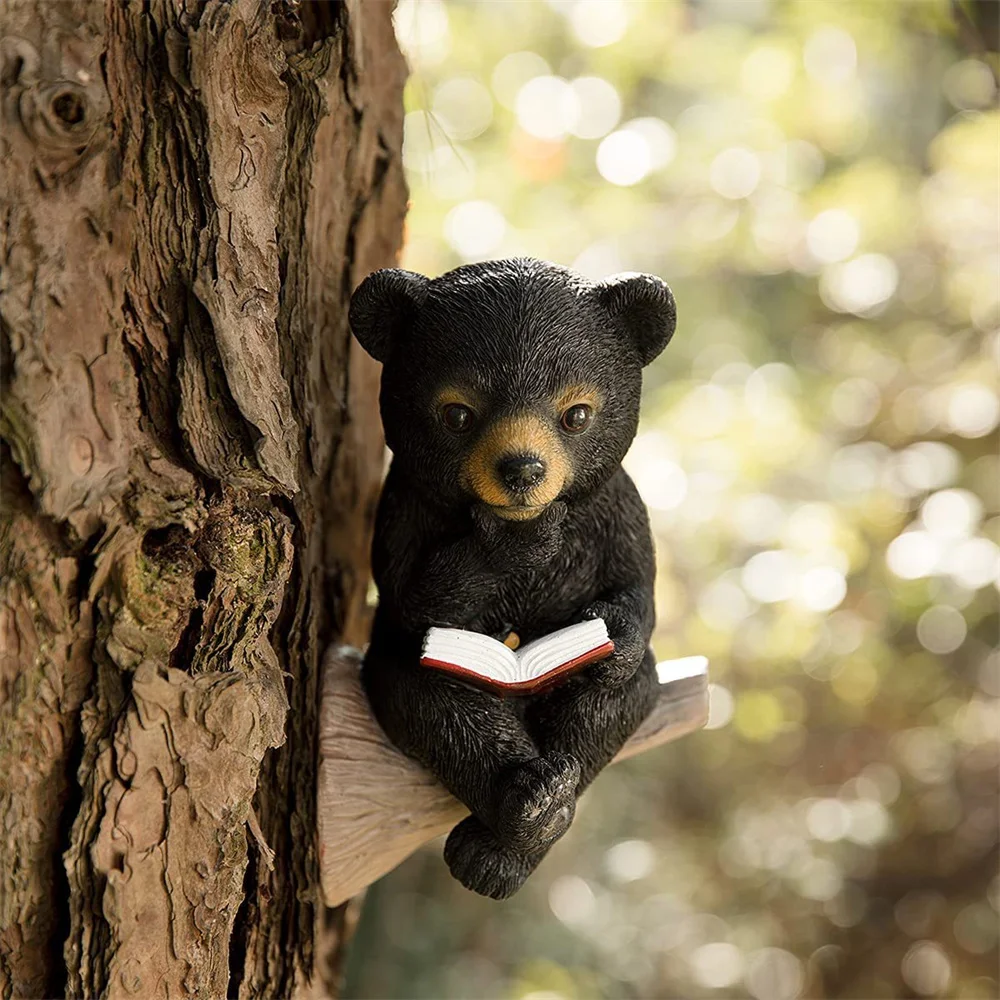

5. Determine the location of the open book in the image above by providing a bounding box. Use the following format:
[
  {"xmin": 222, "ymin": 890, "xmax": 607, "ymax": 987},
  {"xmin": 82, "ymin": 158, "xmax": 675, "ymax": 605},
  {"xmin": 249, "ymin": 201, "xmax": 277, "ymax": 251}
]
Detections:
[{"xmin": 420, "ymin": 619, "xmax": 614, "ymax": 694}]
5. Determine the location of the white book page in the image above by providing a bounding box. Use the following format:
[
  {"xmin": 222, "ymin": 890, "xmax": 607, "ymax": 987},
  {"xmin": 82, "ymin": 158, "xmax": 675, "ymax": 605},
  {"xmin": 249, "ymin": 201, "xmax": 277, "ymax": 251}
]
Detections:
[
  {"xmin": 515, "ymin": 619, "xmax": 609, "ymax": 682},
  {"xmin": 422, "ymin": 628, "xmax": 518, "ymax": 684}
]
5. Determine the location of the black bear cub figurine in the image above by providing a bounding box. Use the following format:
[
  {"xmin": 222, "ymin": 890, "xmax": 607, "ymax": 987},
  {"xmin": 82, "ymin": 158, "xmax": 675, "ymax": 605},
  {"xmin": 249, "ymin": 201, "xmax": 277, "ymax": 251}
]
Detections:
[{"xmin": 349, "ymin": 258, "xmax": 676, "ymax": 899}]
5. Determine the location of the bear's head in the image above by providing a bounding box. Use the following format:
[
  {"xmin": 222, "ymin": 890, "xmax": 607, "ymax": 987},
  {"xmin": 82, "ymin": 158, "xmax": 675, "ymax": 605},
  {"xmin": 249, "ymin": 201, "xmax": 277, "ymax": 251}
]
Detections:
[{"xmin": 349, "ymin": 258, "xmax": 675, "ymax": 520}]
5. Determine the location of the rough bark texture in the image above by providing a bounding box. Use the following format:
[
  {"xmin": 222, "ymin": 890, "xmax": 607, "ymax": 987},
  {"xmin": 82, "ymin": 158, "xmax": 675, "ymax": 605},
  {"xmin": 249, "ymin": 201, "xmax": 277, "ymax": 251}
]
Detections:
[{"xmin": 0, "ymin": 1, "xmax": 406, "ymax": 996}]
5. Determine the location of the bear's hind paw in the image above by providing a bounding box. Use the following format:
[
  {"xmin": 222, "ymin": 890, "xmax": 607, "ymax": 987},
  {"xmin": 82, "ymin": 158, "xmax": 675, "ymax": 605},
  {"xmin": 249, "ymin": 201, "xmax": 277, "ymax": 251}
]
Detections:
[
  {"xmin": 444, "ymin": 817, "xmax": 541, "ymax": 899},
  {"xmin": 495, "ymin": 751, "xmax": 580, "ymax": 853}
]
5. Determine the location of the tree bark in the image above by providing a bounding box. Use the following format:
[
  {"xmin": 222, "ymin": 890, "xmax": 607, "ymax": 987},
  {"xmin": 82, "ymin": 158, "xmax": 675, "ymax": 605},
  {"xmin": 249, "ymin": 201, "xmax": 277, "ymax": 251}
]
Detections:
[{"xmin": 0, "ymin": 1, "xmax": 406, "ymax": 997}]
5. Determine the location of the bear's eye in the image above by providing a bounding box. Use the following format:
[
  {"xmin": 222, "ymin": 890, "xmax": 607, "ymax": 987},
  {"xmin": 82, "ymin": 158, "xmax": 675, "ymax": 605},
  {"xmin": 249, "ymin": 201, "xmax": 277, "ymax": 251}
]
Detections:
[
  {"xmin": 561, "ymin": 404, "xmax": 593, "ymax": 434},
  {"xmin": 441, "ymin": 403, "xmax": 476, "ymax": 434}
]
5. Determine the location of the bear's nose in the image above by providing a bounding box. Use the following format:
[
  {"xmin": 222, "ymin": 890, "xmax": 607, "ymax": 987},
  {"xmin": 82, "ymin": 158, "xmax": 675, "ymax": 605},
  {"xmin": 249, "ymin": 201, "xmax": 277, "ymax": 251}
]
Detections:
[{"xmin": 497, "ymin": 455, "xmax": 546, "ymax": 493}]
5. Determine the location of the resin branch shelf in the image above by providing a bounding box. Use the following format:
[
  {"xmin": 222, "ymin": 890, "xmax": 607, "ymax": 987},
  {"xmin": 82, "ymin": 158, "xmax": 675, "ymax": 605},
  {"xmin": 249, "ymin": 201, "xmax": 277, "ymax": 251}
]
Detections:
[{"xmin": 317, "ymin": 645, "xmax": 709, "ymax": 906}]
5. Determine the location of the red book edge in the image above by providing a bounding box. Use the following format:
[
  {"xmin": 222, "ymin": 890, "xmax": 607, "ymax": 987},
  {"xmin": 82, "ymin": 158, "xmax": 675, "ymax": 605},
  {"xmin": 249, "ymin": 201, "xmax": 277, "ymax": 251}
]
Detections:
[{"xmin": 421, "ymin": 640, "xmax": 615, "ymax": 696}]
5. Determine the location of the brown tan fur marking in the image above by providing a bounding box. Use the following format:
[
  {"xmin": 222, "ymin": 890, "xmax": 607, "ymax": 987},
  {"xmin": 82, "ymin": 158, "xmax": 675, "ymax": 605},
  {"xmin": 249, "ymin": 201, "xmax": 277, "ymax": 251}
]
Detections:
[
  {"xmin": 552, "ymin": 383, "xmax": 603, "ymax": 415},
  {"xmin": 462, "ymin": 412, "xmax": 571, "ymax": 517},
  {"xmin": 434, "ymin": 387, "xmax": 478, "ymax": 410}
]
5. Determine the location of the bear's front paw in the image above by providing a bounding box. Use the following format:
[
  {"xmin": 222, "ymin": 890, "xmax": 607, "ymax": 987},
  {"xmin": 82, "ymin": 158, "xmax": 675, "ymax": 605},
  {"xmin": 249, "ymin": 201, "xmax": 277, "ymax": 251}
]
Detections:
[
  {"xmin": 444, "ymin": 817, "xmax": 544, "ymax": 899},
  {"xmin": 582, "ymin": 602, "xmax": 645, "ymax": 687},
  {"xmin": 473, "ymin": 501, "xmax": 567, "ymax": 571},
  {"xmin": 494, "ymin": 751, "xmax": 580, "ymax": 852}
]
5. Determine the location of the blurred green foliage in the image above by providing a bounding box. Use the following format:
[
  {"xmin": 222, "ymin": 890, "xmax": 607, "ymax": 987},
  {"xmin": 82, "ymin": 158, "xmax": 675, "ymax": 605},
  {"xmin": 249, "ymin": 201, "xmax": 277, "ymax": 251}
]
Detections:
[{"xmin": 344, "ymin": 1, "xmax": 999, "ymax": 997}]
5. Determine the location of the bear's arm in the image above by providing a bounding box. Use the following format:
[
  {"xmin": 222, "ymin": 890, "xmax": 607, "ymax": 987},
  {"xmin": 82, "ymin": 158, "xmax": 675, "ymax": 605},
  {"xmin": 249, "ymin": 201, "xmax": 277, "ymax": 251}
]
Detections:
[
  {"xmin": 582, "ymin": 471, "xmax": 656, "ymax": 686},
  {"xmin": 371, "ymin": 478, "xmax": 502, "ymax": 634}
]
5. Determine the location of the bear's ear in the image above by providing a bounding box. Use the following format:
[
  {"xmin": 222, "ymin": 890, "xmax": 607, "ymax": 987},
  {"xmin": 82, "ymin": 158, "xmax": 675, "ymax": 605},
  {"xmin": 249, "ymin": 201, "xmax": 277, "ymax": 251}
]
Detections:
[
  {"xmin": 593, "ymin": 272, "xmax": 676, "ymax": 367},
  {"xmin": 349, "ymin": 268, "xmax": 429, "ymax": 363}
]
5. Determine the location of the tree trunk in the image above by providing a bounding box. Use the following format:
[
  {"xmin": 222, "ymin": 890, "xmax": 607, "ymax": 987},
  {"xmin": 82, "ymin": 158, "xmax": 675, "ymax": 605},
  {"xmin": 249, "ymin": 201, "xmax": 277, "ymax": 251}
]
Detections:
[{"xmin": 0, "ymin": 1, "xmax": 406, "ymax": 996}]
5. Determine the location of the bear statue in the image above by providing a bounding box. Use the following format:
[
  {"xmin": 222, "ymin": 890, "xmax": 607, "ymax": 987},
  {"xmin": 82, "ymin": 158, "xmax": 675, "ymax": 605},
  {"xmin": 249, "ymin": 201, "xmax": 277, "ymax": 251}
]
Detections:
[{"xmin": 349, "ymin": 257, "xmax": 676, "ymax": 899}]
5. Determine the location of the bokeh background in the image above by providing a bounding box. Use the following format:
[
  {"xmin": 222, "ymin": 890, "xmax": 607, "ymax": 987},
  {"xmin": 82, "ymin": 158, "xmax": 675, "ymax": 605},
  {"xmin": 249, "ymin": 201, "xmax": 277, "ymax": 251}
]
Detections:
[{"xmin": 343, "ymin": 2, "xmax": 999, "ymax": 998}]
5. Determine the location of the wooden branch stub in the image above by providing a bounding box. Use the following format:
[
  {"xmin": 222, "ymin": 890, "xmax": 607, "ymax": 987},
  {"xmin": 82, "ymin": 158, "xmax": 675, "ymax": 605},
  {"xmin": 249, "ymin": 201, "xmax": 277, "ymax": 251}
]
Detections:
[{"xmin": 317, "ymin": 645, "xmax": 709, "ymax": 907}]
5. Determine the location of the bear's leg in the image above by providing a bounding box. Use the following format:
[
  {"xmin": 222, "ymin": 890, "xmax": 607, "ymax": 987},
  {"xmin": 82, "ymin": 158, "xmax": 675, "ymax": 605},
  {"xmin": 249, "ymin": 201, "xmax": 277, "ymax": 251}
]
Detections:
[
  {"xmin": 362, "ymin": 648, "xmax": 580, "ymax": 852},
  {"xmin": 526, "ymin": 646, "xmax": 659, "ymax": 792},
  {"xmin": 443, "ymin": 749, "xmax": 581, "ymax": 898},
  {"xmin": 445, "ymin": 650, "xmax": 658, "ymax": 899}
]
